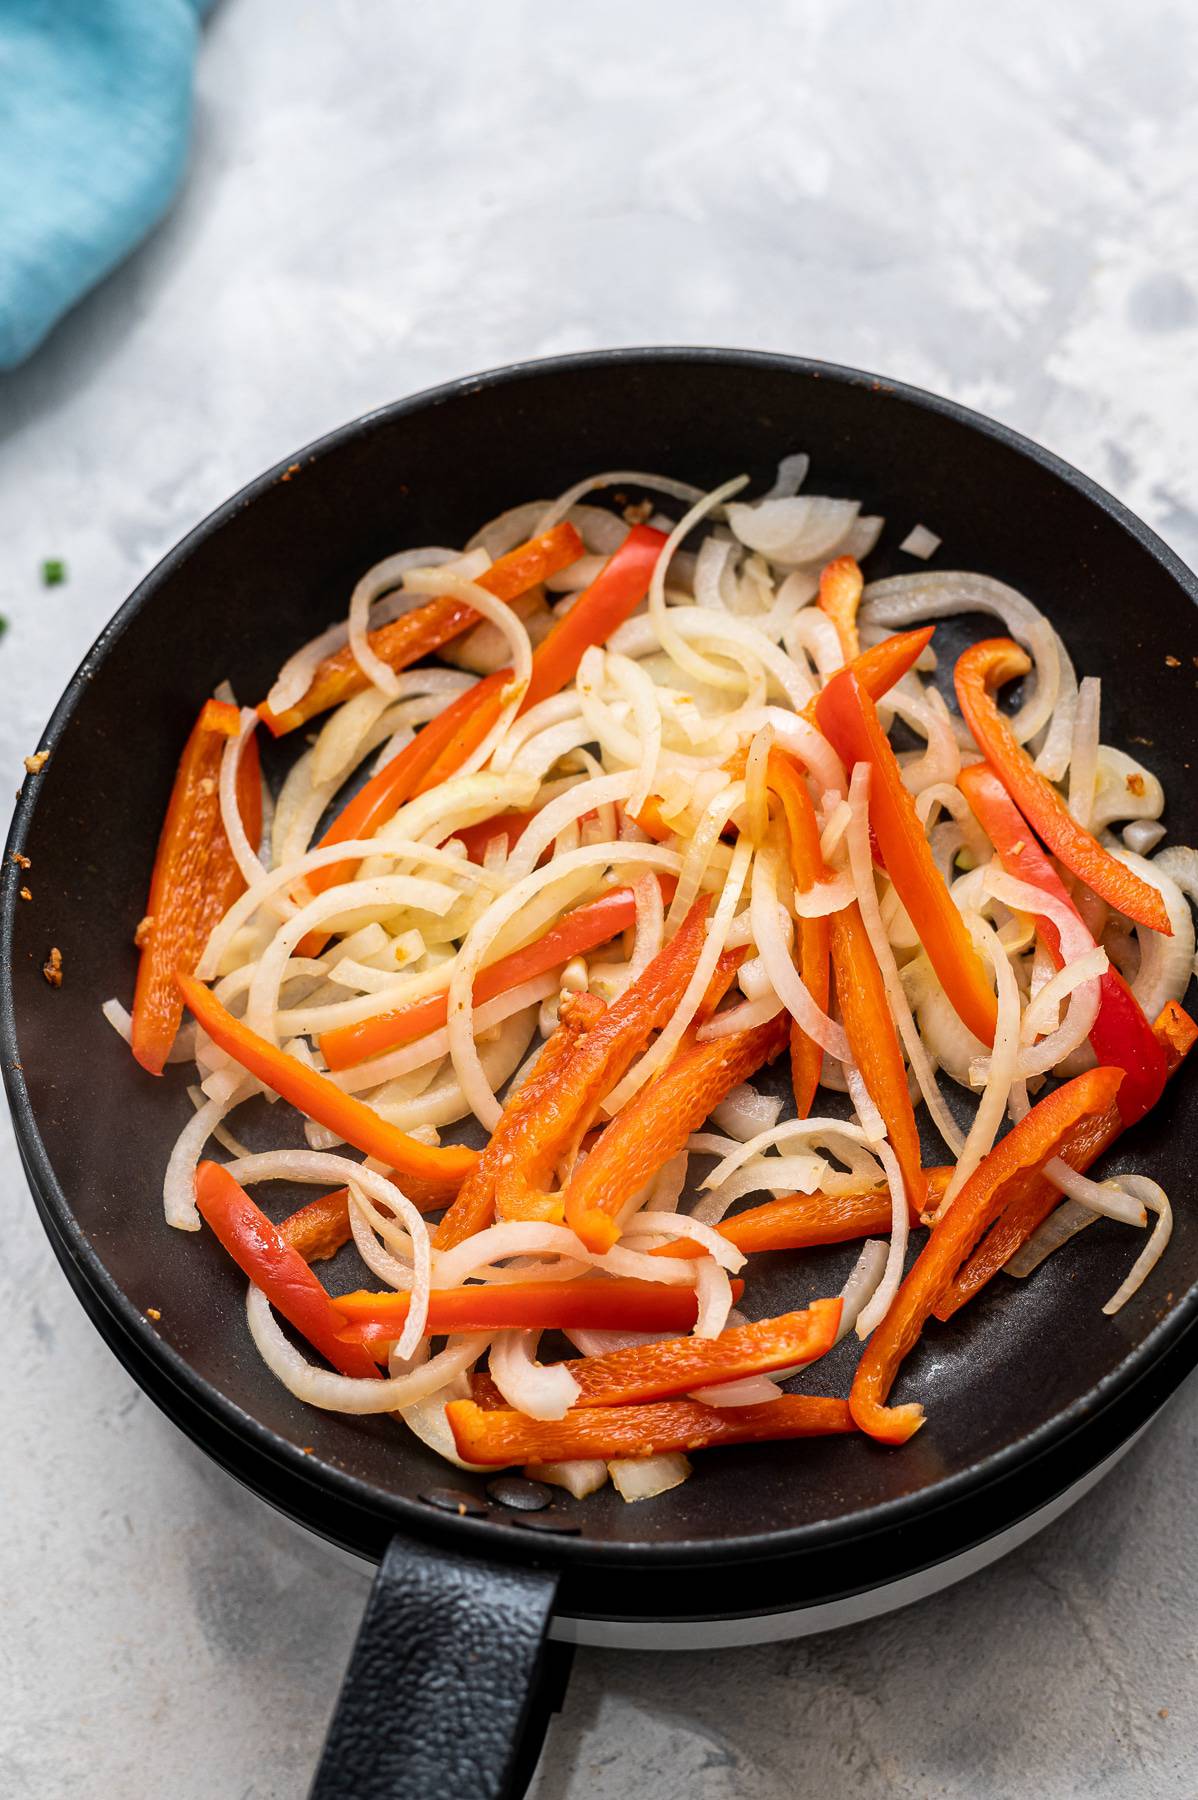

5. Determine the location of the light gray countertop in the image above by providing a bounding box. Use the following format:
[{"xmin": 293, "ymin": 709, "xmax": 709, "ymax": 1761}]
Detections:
[{"xmin": 3, "ymin": 3, "xmax": 1198, "ymax": 1795}]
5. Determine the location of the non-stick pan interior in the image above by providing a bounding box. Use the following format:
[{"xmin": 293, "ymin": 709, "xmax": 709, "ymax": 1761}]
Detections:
[{"xmin": 6, "ymin": 350, "xmax": 1198, "ymax": 1559}]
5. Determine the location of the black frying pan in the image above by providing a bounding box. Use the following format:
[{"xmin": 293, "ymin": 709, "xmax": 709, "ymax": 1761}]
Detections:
[{"xmin": 5, "ymin": 350, "xmax": 1198, "ymax": 1800}]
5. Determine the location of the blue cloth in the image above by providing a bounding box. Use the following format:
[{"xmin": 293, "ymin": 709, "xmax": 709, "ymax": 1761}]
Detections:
[{"xmin": 0, "ymin": 0, "xmax": 210, "ymax": 369}]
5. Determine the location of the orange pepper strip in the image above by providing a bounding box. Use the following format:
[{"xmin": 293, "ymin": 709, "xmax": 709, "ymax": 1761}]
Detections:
[
  {"xmin": 132, "ymin": 699, "xmax": 262, "ymax": 1075},
  {"xmin": 954, "ymin": 639, "xmax": 1172, "ymax": 936},
  {"xmin": 320, "ymin": 883, "xmax": 647, "ymax": 1070},
  {"xmin": 521, "ymin": 523, "xmax": 667, "ymax": 713},
  {"xmin": 194, "ymin": 1162, "xmax": 379, "ymax": 1379},
  {"xmin": 446, "ymin": 1393, "xmax": 855, "ymax": 1466},
  {"xmin": 333, "ymin": 1275, "xmax": 747, "ymax": 1355},
  {"xmin": 766, "ymin": 748, "xmax": 830, "ymax": 1119},
  {"xmin": 414, "ymin": 524, "xmax": 669, "ymax": 794},
  {"xmin": 817, "ymin": 555, "xmax": 863, "ymax": 660},
  {"xmin": 959, "ymin": 762, "xmax": 1166, "ymax": 1124},
  {"xmin": 278, "ymin": 1188, "xmax": 352, "ymax": 1262},
  {"xmin": 435, "ymin": 900, "xmax": 711, "ymax": 1249},
  {"xmin": 816, "ymin": 670, "xmax": 998, "ymax": 1046},
  {"xmin": 176, "ymin": 973, "xmax": 476, "ymax": 1207},
  {"xmin": 829, "ymin": 902, "xmax": 926, "ymax": 1214},
  {"xmin": 652, "ymin": 1168, "xmax": 954, "ymax": 1260},
  {"xmin": 934, "ymin": 1001, "xmax": 1195, "ymax": 1320},
  {"xmin": 472, "ymin": 1298, "xmax": 842, "ymax": 1409},
  {"xmin": 257, "ymin": 523, "xmax": 584, "ymax": 736},
  {"xmin": 562, "ymin": 1010, "xmax": 790, "ymax": 1253},
  {"xmin": 303, "ymin": 672, "xmax": 510, "ymax": 900},
  {"xmin": 849, "ymin": 1066, "xmax": 1125, "ymax": 1444}
]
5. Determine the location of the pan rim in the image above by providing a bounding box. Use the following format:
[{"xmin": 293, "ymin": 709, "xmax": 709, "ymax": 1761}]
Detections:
[{"xmin": 4, "ymin": 343, "xmax": 1198, "ymax": 1573}]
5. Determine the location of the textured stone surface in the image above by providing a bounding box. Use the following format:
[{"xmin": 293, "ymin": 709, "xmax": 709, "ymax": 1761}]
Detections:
[{"xmin": 2, "ymin": 3, "xmax": 1197, "ymax": 1795}]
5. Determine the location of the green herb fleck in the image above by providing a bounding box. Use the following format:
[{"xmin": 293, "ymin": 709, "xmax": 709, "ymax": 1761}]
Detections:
[
  {"xmin": 0, "ymin": 616, "xmax": 7, "ymax": 640},
  {"xmin": 41, "ymin": 559, "xmax": 66, "ymax": 587}
]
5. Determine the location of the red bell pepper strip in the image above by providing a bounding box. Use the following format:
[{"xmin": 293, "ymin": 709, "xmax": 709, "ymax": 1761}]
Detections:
[
  {"xmin": 333, "ymin": 1274, "xmax": 748, "ymax": 1356},
  {"xmin": 468, "ymin": 1298, "xmax": 842, "ymax": 1409},
  {"xmin": 954, "ymin": 639, "xmax": 1172, "ymax": 935},
  {"xmin": 766, "ymin": 748, "xmax": 831, "ymax": 1119},
  {"xmin": 959, "ymin": 761, "xmax": 1166, "ymax": 1124},
  {"xmin": 522, "ymin": 523, "xmax": 666, "ymax": 712},
  {"xmin": 447, "ymin": 807, "xmax": 540, "ymax": 863},
  {"xmin": 278, "ymin": 1188, "xmax": 352, "ymax": 1262},
  {"xmin": 849, "ymin": 1066, "xmax": 1125, "ymax": 1444},
  {"xmin": 413, "ymin": 524, "xmax": 669, "ymax": 796},
  {"xmin": 816, "ymin": 670, "xmax": 998, "ymax": 1046},
  {"xmin": 445, "ymin": 1392, "xmax": 855, "ymax": 1466},
  {"xmin": 320, "ymin": 883, "xmax": 648, "ymax": 1069},
  {"xmin": 131, "ymin": 699, "xmax": 262, "ymax": 1076},
  {"xmin": 562, "ymin": 1010, "xmax": 790, "ymax": 1253},
  {"xmin": 817, "ymin": 555, "xmax": 863, "ymax": 660},
  {"xmin": 194, "ymin": 1161, "xmax": 379, "ymax": 1379},
  {"xmin": 652, "ymin": 1169, "xmax": 954, "ymax": 1260},
  {"xmin": 257, "ymin": 523, "xmax": 584, "ymax": 736},
  {"xmin": 829, "ymin": 901, "xmax": 926, "ymax": 1214},
  {"xmin": 935, "ymin": 999, "xmax": 1195, "ymax": 1319},
  {"xmin": 303, "ymin": 671, "xmax": 510, "ymax": 900},
  {"xmin": 434, "ymin": 899, "xmax": 710, "ymax": 1249},
  {"xmin": 800, "ymin": 625, "xmax": 935, "ymax": 723},
  {"xmin": 176, "ymin": 973, "xmax": 477, "ymax": 1208}
]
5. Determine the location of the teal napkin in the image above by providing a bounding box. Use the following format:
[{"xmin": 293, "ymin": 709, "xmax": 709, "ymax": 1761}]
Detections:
[{"xmin": 0, "ymin": 0, "xmax": 210, "ymax": 369}]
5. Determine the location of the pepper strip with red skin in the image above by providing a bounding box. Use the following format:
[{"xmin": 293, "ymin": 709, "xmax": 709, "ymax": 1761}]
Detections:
[
  {"xmin": 177, "ymin": 974, "xmax": 476, "ymax": 1207},
  {"xmin": 817, "ymin": 555, "xmax": 863, "ymax": 660},
  {"xmin": 195, "ymin": 1162, "xmax": 378, "ymax": 1379},
  {"xmin": 766, "ymin": 748, "xmax": 830, "ymax": 1119},
  {"xmin": 472, "ymin": 1298, "xmax": 842, "ymax": 1410},
  {"xmin": 849, "ymin": 1067, "xmax": 1125, "ymax": 1443},
  {"xmin": 652, "ymin": 1168, "xmax": 954, "ymax": 1260},
  {"xmin": 954, "ymin": 638, "xmax": 1172, "ymax": 935},
  {"xmin": 563, "ymin": 1010, "xmax": 790, "ymax": 1253},
  {"xmin": 958, "ymin": 761, "xmax": 1166, "ymax": 1124},
  {"xmin": 414, "ymin": 525, "xmax": 669, "ymax": 795},
  {"xmin": 816, "ymin": 670, "xmax": 999, "ymax": 1046},
  {"xmin": 334, "ymin": 1275, "xmax": 747, "ymax": 1358},
  {"xmin": 278, "ymin": 1188, "xmax": 352, "ymax": 1262},
  {"xmin": 830, "ymin": 900, "xmax": 926, "ymax": 1214},
  {"xmin": 131, "ymin": 699, "xmax": 262, "ymax": 1075},
  {"xmin": 320, "ymin": 882, "xmax": 663, "ymax": 1070},
  {"xmin": 257, "ymin": 523, "xmax": 584, "ymax": 735},
  {"xmin": 434, "ymin": 899, "xmax": 710, "ymax": 1249},
  {"xmin": 935, "ymin": 1000, "xmax": 1195, "ymax": 1319},
  {"xmin": 446, "ymin": 1393, "xmax": 855, "ymax": 1466}
]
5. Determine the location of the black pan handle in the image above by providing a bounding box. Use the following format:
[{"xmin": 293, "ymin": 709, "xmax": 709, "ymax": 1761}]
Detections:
[{"xmin": 309, "ymin": 1532, "xmax": 568, "ymax": 1800}]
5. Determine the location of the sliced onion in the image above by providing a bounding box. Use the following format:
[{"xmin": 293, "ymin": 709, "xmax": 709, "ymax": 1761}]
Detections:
[
  {"xmin": 761, "ymin": 452, "xmax": 810, "ymax": 499},
  {"xmin": 164, "ymin": 1071, "xmax": 250, "ymax": 1230},
  {"xmin": 220, "ymin": 709, "xmax": 271, "ymax": 895},
  {"xmin": 692, "ymin": 1258, "xmax": 735, "ymax": 1338},
  {"xmin": 608, "ymin": 1453, "xmax": 692, "ymax": 1501},
  {"xmin": 854, "ymin": 1142, "xmax": 909, "ymax": 1339},
  {"xmin": 624, "ymin": 1211, "xmax": 744, "ymax": 1272},
  {"xmin": 860, "ymin": 572, "xmax": 1061, "ymax": 744},
  {"xmin": 1090, "ymin": 747, "xmax": 1165, "ymax": 831},
  {"xmin": 751, "ymin": 845, "xmax": 850, "ymax": 1059},
  {"xmin": 709, "ymin": 1082, "xmax": 784, "ymax": 1138},
  {"xmin": 1103, "ymin": 1176, "xmax": 1171, "ymax": 1314},
  {"xmin": 1066, "ymin": 677, "xmax": 1101, "ymax": 829},
  {"xmin": 102, "ymin": 997, "xmax": 132, "ymax": 1043},
  {"xmin": 727, "ymin": 495, "xmax": 861, "ymax": 564},
  {"xmin": 1123, "ymin": 820, "xmax": 1166, "ymax": 855},
  {"xmin": 1112, "ymin": 848, "xmax": 1195, "ymax": 1019},
  {"xmin": 523, "ymin": 1459, "xmax": 609, "ymax": 1498},
  {"xmin": 247, "ymin": 1286, "xmax": 488, "ymax": 1413},
  {"xmin": 489, "ymin": 1330, "xmax": 581, "ymax": 1420},
  {"xmin": 535, "ymin": 469, "xmax": 707, "ymax": 534},
  {"xmin": 1004, "ymin": 1199, "xmax": 1097, "ymax": 1277},
  {"xmin": 836, "ymin": 1240, "xmax": 890, "ymax": 1340},
  {"xmin": 688, "ymin": 1375, "xmax": 783, "ymax": 1407},
  {"xmin": 899, "ymin": 524, "xmax": 941, "ymax": 559}
]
